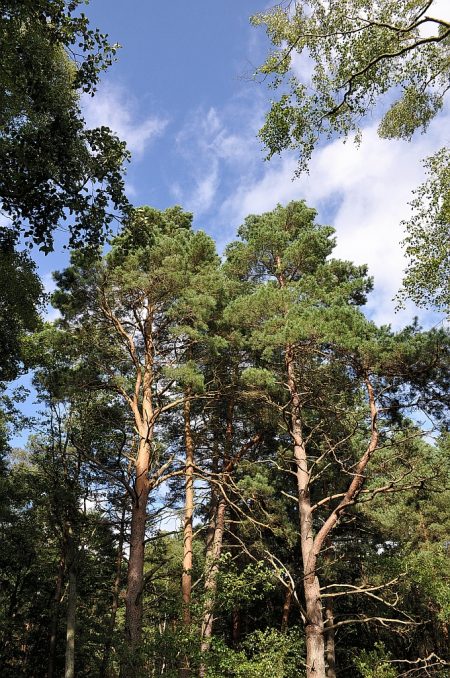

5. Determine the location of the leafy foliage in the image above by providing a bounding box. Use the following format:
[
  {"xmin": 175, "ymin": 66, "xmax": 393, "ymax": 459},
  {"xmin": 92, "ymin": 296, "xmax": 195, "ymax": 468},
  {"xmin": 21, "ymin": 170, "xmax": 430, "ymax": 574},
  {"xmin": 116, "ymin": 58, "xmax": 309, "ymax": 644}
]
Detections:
[
  {"xmin": 252, "ymin": 0, "xmax": 450, "ymax": 169},
  {"xmin": 399, "ymin": 147, "xmax": 450, "ymax": 312},
  {"xmin": 251, "ymin": 0, "xmax": 450, "ymax": 312},
  {"xmin": 0, "ymin": 0, "xmax": 129, "ymax": 251}
]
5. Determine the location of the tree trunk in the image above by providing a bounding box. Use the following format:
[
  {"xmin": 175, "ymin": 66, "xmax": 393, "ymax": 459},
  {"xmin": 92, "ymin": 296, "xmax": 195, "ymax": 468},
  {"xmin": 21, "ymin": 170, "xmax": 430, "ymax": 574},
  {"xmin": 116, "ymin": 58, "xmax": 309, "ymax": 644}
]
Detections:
[
  {"xmin": 64, "ymin": 554, "xmax": 77, "ymax": 678},
  {"xmin": 286, "ymin": 347, "xmax": 326, "ymax": 678},
  {"xmin": 48, "ymin": 554, "xmax": 65, "ymax": 678},
  {"xmin": 232, "ymin": 607, "xmax": 240, "ymax": 646},
  {"xmin": 181, "ymin": 396, "xmax": 195, "ymax": 678},
  {"xmin": 199, "ymin": 496, "xmax": 226, "ymax": 677},
  {"xmin": 303, "ymin": 575, "xmax": 326, "ymax": 678},
  {"xmin": 199, "ymin": 400, "xmax": 234, "ymax": 676},
  {"xmin": 124, "ymin": 482, "xmax": 149, "ymax": 652},
  {"xmin": 182, "ymin": 396, "xmax": 195, "ymax": 625},
  {"xmin": 101, "ymin": 504, "xmax": 126, "ymax": 677},
  {"xmin": 324, "ymin": 601, "xmax": 336, "ymax": 678},
  {"xmin": 281, "ymin": 586, "xmax": 293, "ymax": 633}
]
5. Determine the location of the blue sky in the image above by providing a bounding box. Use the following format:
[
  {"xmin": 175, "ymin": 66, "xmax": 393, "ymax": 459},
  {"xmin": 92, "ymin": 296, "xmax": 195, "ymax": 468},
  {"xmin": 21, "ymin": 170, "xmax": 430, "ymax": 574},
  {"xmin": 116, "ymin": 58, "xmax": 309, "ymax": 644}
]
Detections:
[
  {"xmin": 9, "ymin": 0, "xmax": 449, "ymax": 444},
  {"xmin": 35, "ymin": 0, "xmax": 448, "ymax": 328}
]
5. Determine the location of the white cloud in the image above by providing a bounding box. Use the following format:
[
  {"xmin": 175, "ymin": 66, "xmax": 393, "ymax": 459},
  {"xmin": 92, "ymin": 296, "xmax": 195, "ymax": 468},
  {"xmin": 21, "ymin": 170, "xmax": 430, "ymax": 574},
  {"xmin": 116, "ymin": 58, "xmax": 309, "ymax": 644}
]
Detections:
[
  {"xmin": 171, "ymin": 98, "xmax": 265, "ymax": 217},
  {"xmin": 218, "ymin": 104, "xmax": 449, "ymax": 328},
  {"xmin": 168, "ymin": 20, "xmax": 449, "ymax": 329},
  {"xmin": 419, "ymin": 0, "xmax": 449, "ymax": 36},
  {"xmin": 82, "ymin": 82, "xmax": 168, "ymax": 156},
  {"xmin": 290, "ymin": 47, "xmax": 315, "ymax": 84}
]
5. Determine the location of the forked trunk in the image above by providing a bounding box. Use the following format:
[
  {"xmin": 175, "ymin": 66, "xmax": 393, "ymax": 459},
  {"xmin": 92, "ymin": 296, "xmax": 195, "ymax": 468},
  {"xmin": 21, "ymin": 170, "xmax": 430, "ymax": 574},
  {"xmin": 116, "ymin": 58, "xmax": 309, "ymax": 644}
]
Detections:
[{"xmin": 286, "ymin": 347, "xmax": 325, "ymax": 678}]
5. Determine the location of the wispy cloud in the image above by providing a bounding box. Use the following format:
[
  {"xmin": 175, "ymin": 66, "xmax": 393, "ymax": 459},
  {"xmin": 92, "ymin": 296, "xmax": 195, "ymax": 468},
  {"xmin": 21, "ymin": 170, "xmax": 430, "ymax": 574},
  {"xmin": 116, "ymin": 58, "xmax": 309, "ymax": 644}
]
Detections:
[
  {"xmin": 170, "ymin": 98, "xmax": 264, "ymax": 217},
  {"xmin": 82, "ymin": 82, "xmax": 168, "ymax": 157}
]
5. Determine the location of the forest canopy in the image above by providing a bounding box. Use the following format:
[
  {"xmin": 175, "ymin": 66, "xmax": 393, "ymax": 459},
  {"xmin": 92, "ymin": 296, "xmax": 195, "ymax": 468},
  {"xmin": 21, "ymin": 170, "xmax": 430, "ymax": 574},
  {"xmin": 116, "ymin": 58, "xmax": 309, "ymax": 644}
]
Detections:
[
  {"xmin": 1, "ymin": 201, "xmax": 449, "ymax": 677},
  {"xmin": 0, "ymin": 2, "xmax": 449, "ymax": 678}
]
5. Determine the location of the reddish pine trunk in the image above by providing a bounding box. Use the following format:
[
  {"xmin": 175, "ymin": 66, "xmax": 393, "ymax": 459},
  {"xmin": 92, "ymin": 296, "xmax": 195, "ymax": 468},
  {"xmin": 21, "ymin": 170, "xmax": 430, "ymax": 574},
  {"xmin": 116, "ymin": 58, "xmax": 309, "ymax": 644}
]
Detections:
[
  {"xmin": 287, "ymin": 348, "xmax": 326, "ymax": 678},
  {"xmin": 182, "ymin": 397, "xmax": 195, "ymax": 625},
  {"xmin": 281, "ymin": 587, "xmax": 293, "ymax": 633},
  {"xmin": 181, "ymin": 396, "xmax": 195, "ymax": 678}
]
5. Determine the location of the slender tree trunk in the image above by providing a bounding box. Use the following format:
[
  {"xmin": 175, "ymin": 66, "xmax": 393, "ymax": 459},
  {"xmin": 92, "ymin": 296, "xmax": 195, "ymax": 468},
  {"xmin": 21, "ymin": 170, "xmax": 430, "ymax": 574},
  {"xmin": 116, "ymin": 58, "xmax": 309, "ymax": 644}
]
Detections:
[
  {"xmin": 181, "ymin": 395, "xmax": 195, "ymax": 678},
  {"xmin": 124, "ymin": 480, "xmax": 150, "ymax": 652},
  {"xmin": 199, "ymin": 399, "xmax": 234, "ymax": 676},
  {"xmin": 64, "ymin": 542, "xmax": 77, "ymax": 678},
  {"xmin": 199, "ymin": 496, "xmax": 226, "ymax": 677},
  {"xmin": 101, "ymin": 504, "xmax": 126, "ymax": 676},
  {"xmin": 324, "ymin": 601, "xmax": 336, "ymax": 678},
  {"xmin": 48, "ymin": 554, "xmax": 65, "ymax": 678},
  {"xmin": 287, "ymin": 348, "xmax": 326, "ymax": 678},
  {"xmin": 182, "ymin": 396, "xmax": 195, "ymax": 625},
  {"xmin": 281, "ymin": 586, "xmax": 293, "ymax": 633},
  {"xmin": 232, "ymin": 608, "xmax": 240, "ymax": 646}
]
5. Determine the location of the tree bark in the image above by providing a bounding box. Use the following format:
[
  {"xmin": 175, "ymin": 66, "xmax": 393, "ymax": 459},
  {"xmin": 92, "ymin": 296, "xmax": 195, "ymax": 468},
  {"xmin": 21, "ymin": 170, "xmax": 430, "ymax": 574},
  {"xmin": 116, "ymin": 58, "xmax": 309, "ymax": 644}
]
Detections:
[
  {"xmin": 199, "ymin": 399, "xmax": 235, "ymax": 676},
  {"xmin": 324, "ymin": 601, "xmax": 336, "ymax": 678},
  {"xmin": 101, "ymin": 503, "xmax": 126, "ymax": 676},
  {"xmin": 124, "ymin": 477, "xmax": 150, "ymax": 650},
  {"xmin": 182, "ymin": 396, "xmax": 195, "ymax": 625},
  {"xmin": 181, "ymin": 395, "xmax": 195, "ymax": 678},
  {"xmin": 286, "ymin": 347, "xmax": 326, "ymax": 678},
  {"xmin": 47, "ymin": 554, "xmax": 65, "ymax": 678},
  {"xmin": 64, "ymin": 544, "xmax": 77, "ymax": 678},
  {"xmin": 281, "ymin": 586, "xmax": 293, "ymax": 633},
  {"xmin": 199, "ymin": 495, "xmax": 226, "ymax": 677}
]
